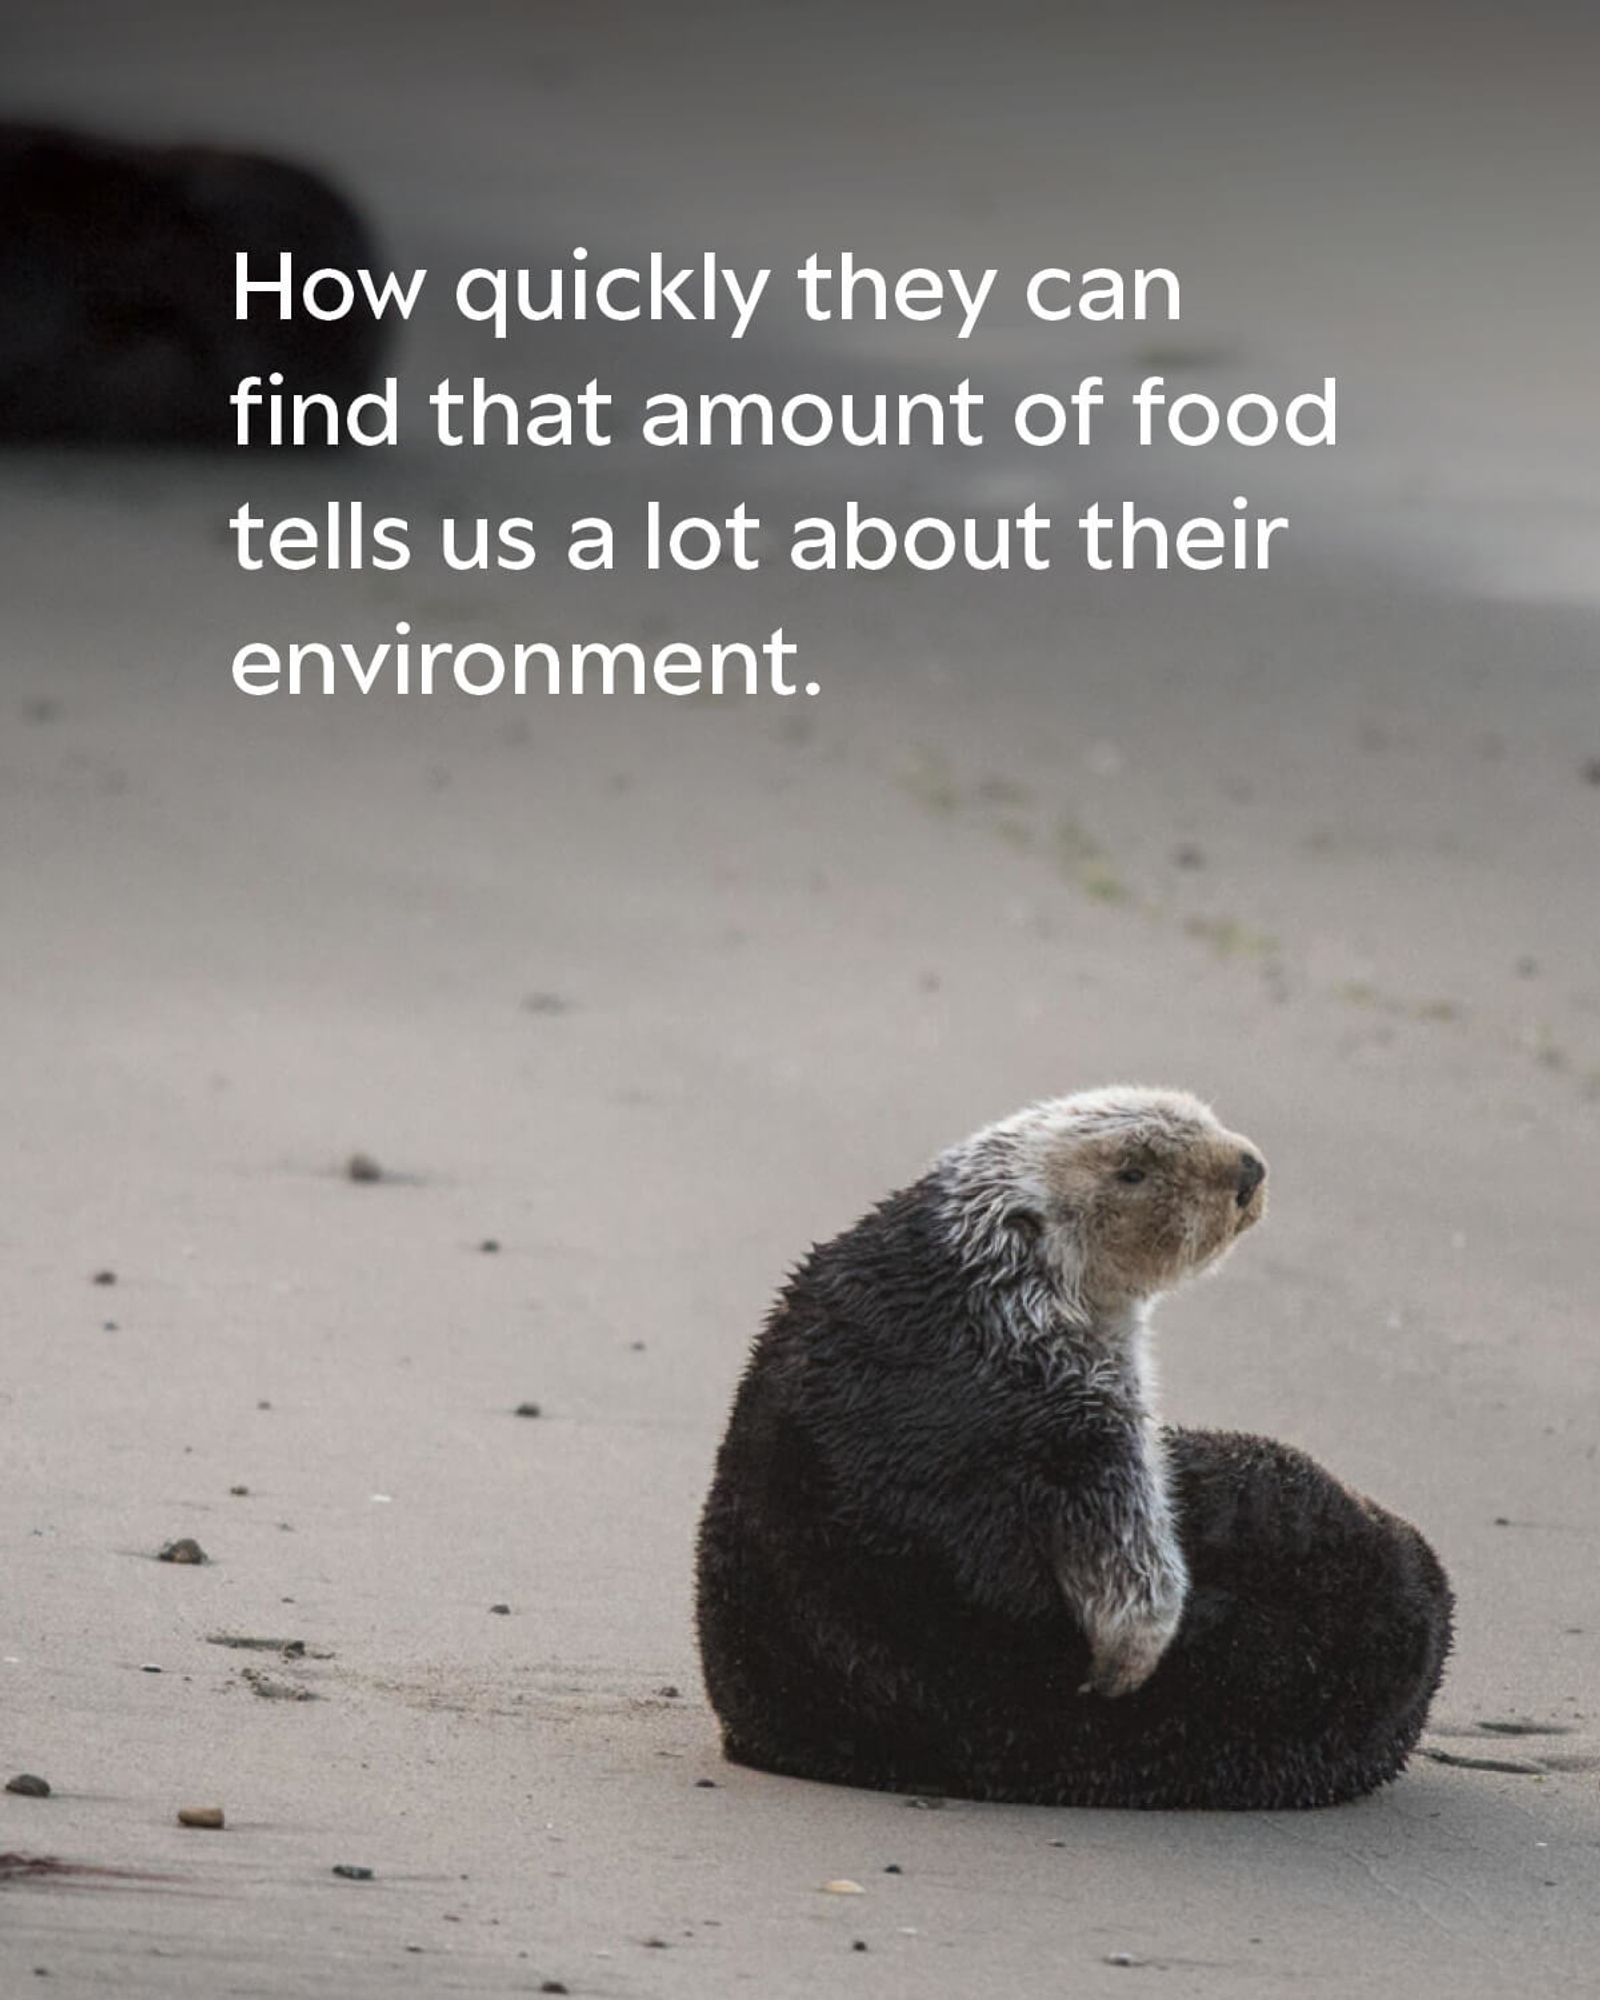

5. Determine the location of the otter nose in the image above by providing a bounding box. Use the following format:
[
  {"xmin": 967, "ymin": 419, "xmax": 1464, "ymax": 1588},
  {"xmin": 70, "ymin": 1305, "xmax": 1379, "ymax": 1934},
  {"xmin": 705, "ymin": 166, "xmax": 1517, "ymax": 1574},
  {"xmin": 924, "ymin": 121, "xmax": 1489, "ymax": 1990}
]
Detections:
[{"xmin": 1236, "ymin": 1153, "xmax": 1266, "ymax": 1207}]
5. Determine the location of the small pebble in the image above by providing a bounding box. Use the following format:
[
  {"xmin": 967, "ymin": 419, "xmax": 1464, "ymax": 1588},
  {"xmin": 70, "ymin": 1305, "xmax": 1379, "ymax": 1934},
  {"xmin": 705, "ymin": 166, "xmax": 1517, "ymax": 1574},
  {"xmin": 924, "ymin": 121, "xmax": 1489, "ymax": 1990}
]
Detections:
[
  {"xmin": 141, "ymin": 1664, "xmax": 163, "ymax": 1674},
  {"xmin": 1172, "ymin": 842, "xmax": 1206, "ymax": 869},
  {"xmin": 656, "ymin": 1684, "xmax": 681, "ymax": 1699},
  {"xmin": 1582, "ymin": 758, "xmax": 1600, "ymax": 786},
  {"xmin": 480, "ymin": 1239, "xmax": 500, "ymax": 1254},
  {"xmin": 92, "ymin": 1270, "xmax": 116, "ymax": 1286},
  {"xmin": 883, "ymin": 1863, "xmax": 902, "ymax": 1874},
  {"xmin": 346, "ymin": 1152, "xmax": 383, "ymax": 1183},
  {"xmin": 540, "ymin": 1985, "xmax": 570, "ymax": 1996},
  {"xmin": 332, "ymin": 1865, "xmax": 374, "ymax": 1881},
  {"xmin": 1105, "ymin": 1952, "xmax": 1141, "ymax": 1968},
  {"xmin": 852, "ymin": 1940, "xmax": 869, "ymax": 1952},
  {"xmin": 158, "ymin": 1538, "xmax": 207, "ymax": 1565},
  {"xmin": 177, "ymin": 1807, "xmax": 225, "ymax": 1829},
  {"xmin": 490, "ymin": 1604, "xmax": 511, "ymax": 1616},
  {"xmin": 102, "ymin": 1321, "xmax": 118, "ymax": 1332},
  {"xmin": 6, "ymin": 1774, "xmax": 51, "ymax": 1798},
  {"xmin": 695, "ymin": 1778, "xmax": 718, "ymax": 1789},
  {"xmin": 514, "ymin": 1402, "xmax": 542, "ymax": 1419},
  {"xmin": 822, "ymin": 1879, "xmax": 865, "ymax": 1895},
  {"xmin": 229, "ymin": 1486, "xmax": 250, "ymax": 1497}
]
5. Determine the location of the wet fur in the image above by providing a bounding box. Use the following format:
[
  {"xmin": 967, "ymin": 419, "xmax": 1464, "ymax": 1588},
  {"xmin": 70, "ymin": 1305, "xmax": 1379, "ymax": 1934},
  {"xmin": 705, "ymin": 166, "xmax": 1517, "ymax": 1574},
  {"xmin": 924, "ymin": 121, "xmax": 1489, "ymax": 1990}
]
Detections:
[{"xmin": 696, "ymin": 1091, "xmax": 1452, "ymax": 1808}]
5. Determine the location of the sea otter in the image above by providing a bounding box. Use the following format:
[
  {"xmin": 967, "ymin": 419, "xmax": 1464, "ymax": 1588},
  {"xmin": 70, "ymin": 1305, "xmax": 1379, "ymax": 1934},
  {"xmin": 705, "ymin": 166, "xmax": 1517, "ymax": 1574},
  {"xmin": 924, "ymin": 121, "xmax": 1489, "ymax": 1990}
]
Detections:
[
  {"xmin": 0, "ymin": 124, "xmax": 381, "ymax": 444},
  {"xmin": 696, "ymin": 1087, "xmax": 1452, "ymax": 1809}
]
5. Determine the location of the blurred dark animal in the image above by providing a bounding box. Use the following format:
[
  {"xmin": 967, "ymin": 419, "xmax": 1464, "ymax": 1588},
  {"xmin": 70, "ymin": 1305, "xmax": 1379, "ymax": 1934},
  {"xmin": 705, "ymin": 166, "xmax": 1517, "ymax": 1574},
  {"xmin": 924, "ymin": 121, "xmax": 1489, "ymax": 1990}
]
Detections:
[{"xmin": 0, "ymin": 124, "xmax": 382, "ymax": 443}]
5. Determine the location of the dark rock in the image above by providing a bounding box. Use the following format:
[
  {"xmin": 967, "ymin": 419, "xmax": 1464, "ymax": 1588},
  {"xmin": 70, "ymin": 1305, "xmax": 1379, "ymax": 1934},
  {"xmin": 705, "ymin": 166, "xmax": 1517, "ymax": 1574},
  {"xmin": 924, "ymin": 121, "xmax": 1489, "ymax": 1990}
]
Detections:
[
  {"xmin": 346, "ymin": 1152, "xmax": 383, "ymax": 1184},
  {"xmin": 332, "ymin": 1864, "xmax": 374, "ymax": 1881},
  {"xmin": 514, "ymin": 1402, "xmax": 542, "ymax": 1419},
  {"xmin": 5, "ymin": 1775, "xmax": 51, "ymax": 1798},
  {"xmin": 157, "ymin": 1538, "xmax": 207, "ymax": 1565}
]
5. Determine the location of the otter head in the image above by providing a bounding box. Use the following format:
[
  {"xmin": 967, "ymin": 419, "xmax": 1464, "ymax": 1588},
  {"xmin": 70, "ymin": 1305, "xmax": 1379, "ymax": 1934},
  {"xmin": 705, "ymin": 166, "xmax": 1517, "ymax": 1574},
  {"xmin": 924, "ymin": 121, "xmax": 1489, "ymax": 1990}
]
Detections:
[{"xmin": 940, "ymin": 1086, "xmax": 1267, "ymax": 1324}]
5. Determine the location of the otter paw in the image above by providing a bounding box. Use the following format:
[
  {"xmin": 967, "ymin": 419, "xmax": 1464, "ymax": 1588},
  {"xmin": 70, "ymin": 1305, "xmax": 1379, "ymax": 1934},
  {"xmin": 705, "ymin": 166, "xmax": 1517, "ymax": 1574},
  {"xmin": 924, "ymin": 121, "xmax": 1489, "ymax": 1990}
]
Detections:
[{"xmin": 1078, "ymin": 1622, "xmax": 1175, "ymax": 1699}]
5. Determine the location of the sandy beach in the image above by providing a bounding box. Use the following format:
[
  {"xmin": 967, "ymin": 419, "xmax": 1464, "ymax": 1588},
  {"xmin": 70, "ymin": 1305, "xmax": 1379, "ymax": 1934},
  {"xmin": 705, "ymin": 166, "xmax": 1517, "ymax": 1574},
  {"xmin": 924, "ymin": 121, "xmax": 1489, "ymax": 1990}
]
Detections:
[{"xmin": 3, "ymin": 5, "xmax": 1598, "ymax": 1994}]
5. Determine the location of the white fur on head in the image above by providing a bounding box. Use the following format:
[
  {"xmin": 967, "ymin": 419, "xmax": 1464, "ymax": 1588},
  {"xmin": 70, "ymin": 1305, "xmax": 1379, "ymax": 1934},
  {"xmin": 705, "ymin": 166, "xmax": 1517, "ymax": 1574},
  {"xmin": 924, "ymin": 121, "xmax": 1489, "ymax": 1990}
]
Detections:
[{"xmin": 935, "ymin": 1085, "xmax": 1242, "ymax": 1334}]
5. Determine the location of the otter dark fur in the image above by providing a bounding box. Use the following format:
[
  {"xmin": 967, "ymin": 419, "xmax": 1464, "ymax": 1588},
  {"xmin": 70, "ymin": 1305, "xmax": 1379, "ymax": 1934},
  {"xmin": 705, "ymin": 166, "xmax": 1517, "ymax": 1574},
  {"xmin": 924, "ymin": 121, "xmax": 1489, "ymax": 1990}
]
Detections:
[
  {"xmin": 696, "ymin": 1088, "xmax": 1452, "ymax": 1809},
  {"xmin": 0, "ymin": 125, "xmax": 381, "ymax": 444}
]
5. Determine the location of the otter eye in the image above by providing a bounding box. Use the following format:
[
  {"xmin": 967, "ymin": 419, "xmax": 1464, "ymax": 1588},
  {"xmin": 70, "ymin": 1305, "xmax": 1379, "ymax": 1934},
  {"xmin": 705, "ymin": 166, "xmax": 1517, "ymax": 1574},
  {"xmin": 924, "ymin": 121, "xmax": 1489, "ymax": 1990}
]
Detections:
[{"xmin": 1116, "ymin": 1167, "xmax": 1147, "ymax": 1186}]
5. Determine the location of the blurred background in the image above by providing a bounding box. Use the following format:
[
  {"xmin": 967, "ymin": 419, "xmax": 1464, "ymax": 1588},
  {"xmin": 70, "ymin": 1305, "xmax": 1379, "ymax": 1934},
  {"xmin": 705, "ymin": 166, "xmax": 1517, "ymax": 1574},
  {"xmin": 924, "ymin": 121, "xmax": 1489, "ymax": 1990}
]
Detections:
[{"xmin": 3, "ymin": 5, "xmax": 1598, "ymax": 1995}]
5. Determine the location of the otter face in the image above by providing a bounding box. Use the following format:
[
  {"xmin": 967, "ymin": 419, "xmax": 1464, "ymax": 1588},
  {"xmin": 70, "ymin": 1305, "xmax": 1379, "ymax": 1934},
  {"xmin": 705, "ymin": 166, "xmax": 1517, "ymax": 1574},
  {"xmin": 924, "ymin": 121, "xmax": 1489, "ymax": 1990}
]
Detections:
[{"xmin": 942, "ymin": 1086, "xmax": 1267, "ymax": 1317}]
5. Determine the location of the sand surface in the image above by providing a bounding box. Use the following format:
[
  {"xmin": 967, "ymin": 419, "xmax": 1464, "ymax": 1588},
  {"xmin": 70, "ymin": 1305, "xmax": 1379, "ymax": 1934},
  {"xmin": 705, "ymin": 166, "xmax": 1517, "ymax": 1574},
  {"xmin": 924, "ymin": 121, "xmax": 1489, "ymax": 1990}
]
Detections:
[{"xmin": 3, "ymin": 6, "xmax": 1598, "ymax": 1995}]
